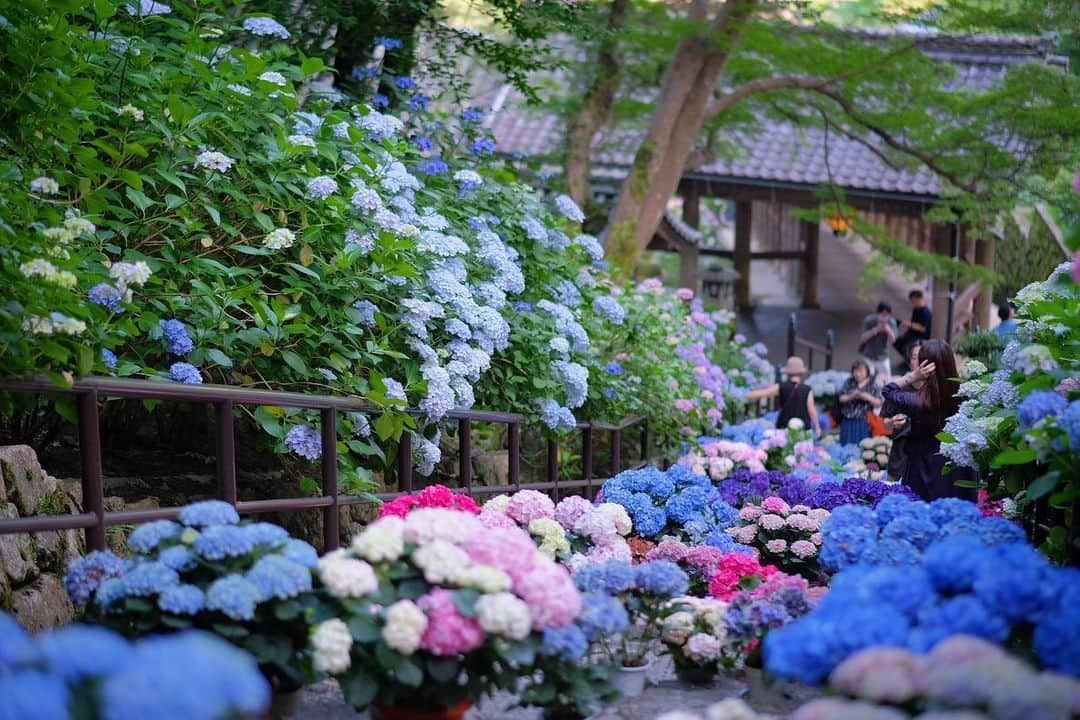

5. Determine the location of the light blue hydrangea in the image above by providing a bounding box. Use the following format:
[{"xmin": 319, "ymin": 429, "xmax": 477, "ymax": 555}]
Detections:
[
  {"xmin": 178, "ymin": 500, "xmax": 239, "ymax": 527},
  {"xmin": 243, "ymin": 15, "xmax": 290, "ymax": 39},
  {"xmin": 245, "ymin": 555, "xmax": 312, "ymax": 602},
  {"xmin": 159, "ymin": 319, "xmax": 194, "ymax": 355},
  {"xmin": 121, "ymin": 561, "xmax": 179, "ymax": 597},
  {"xmin": 538, "ymin": 398, "xmax": 576, "ymax": 430},
  {"xmin": 553, "ymin": 194, "xmax": 585, "ymax": 223},
  {"xmin": 206, "ymin": 575, "xmax": 262, "ymax": 620},
  {"xmin": 1017, "ymin": 390, "xmax": 1067, "ymax": 428},
  {"xmin": 307, "ymin": 175, "xmax": 338, "ymax": 199},
  {"xmin": 284, "ymin": 424, "xmax": 322, "ymax": 461},
  {"xmin": 0, "ymin": 670, "xmax": 70, "ymax": 720},
  {"xmin": 352, "ymin": 299, "xmax": 378, "ymax": 326},
  {"xmin": 193, "ymin": 525, "xmax": 255, "ymax": 561},
  {"xmin": 63, "ymin": 550, "xmax": 132, "ymax": 607},
  {"xmin": 158, "ymin": 584, "xmax": 206, "ymax": 615},
  {"xmin": 553, "ymin": 361, "xmax": 588, "ymax": 409},
  {"xmin": 127, "ymin": 520, "xmax": 182, "ymax": 553},
  {"xmin": 592, "ymin": 295, "xmax": 625, "ymax": 325},
  {"xmin": 88, "ymin": 283, "xmax": 124, "ymax": 311},
  {"xmin": 157, "ymin": 545, "xmax": 197, "ymax": 572},
  {"xmin": 382, "ymin": 377, "xmax": 407, "ymax": 402},
  {"xmin": 281, "ymin": 539, "xmax": 319, "ymax": 568},
  {"xmin": 242, "ymin": 522, "xmax": 290, "ymax": 546},
  {"xmin": 168, "ymin": 361, "xmax": 202, "ymax": 384}
]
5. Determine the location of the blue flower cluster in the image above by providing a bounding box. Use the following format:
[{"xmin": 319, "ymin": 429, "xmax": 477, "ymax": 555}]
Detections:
[
  {"xmin": 0, "ymin": 611, "xmax": 269, "ymax": 719},
  {"xmin": 765, "ymin": 495, "xmax": 1079, "ymax": 683},
  {"xmin": 63, "ymin": 550, "xmax": 133, "ymax": 607},
  {"xmin": 1017, "ymin": 390, "xmax": 1067, "ymax": 428},
  {"xmin": 540, "ymin": 591, "xmax": 630, "ymax": 663},
  {"xmin": 284, "ymin": 423, "xmax": 322, "ymax": 460},
  {"xmin": 724, "ymin": 587, "xmax": 811, "ymax": 646},
  {"xmin": 168, "ymin": 361, "xmax": 201, "ymax": 384},
  {"xmin": 600, "ymin": 465, "xmax": 738, "ymax": 540},
  {"xmin": 573, "ymin": 560, "xmax": 689, "ymax": 599},
  {"xmin": 714, "ymin": 469, "xmax": 917, "ymax": 510},
  {"xmin": 159, "ymin": 319, "xmax": 194, "ymax": 355}
]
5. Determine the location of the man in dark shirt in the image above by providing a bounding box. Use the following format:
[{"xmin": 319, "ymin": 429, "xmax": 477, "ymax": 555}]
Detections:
[{"xmin": 895, "ymin": 290, "xmax": 932, "ymax": 364}]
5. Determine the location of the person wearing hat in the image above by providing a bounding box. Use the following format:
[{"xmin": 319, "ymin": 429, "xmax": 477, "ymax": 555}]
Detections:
[{"xmin": 745, "ymin": 356, "xmax": 822, "ymax": 437}]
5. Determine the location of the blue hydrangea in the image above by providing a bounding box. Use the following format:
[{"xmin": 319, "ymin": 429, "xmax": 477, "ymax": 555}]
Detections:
[
  {"xmin": 168, "ymin": 361, "xmax": 202, "ymax": 384},
  {"xmin": 159, "ymin": 319, "xmax": 194, "ymax": 355},
  {"xmin": 553, "ymin": 194, "xmax": 585, "ymax": 223},
  {"xmin": 909, "ymin": 596, "xmax": 1009, "ymax": 651},
  {"xmin": 923, "ymin": 535, "xmax": 990, "ymax": 593},
  {"xmin": 855, "ymin": 566, "xmax": 936, "ymax": 620},
  {"xmin": 634, "ymin": 561, "xmax": 689, "ymax": 597},
  {"xmin": 872, "ymin": 494, "xmax": 922, "ymax": 526},
  {"xmin": 665, "ymin": 486, "xmax": 711, "ymax": 524},
  {"xmin": 972, "ymin": 543, "xmax": 1054, "ymax": 624},
  {"xmin": 127, "ymin": 520, "xmax": 182, "ymax": 553},
  {"xmin": 100, "ymin": 631, "xmax": 269, "ymax": 719},
  {"xmin": 927, "ymin": 497, "xmax": 983, "ymax": 526},
  {"xmin": 102, "ymin": 348, "xmax": 117, "ymax": 369},
  {"xmin": 593, "ymin": 295, "xmax": 625, "ymax": 325},
  {"xmin": 383, "ymin": 378, "xmax": 407, "ymax": 402},
  {"xmin": 0, "ymin": 613, "xmax": 38, "ymax": 667},
  {"xmin": 553, "ymin": 360, "xmax": 588, "ymax": 409},
  {"xmin": 376, "ymin": 36, "xmax": 404, "ymax": 50},
  {"xmin": 1017, "ymin": 390, "xmax": 1068, "ymax": 428},
  {"xmin": 539, "ymin": 624, "xmax": 588, "ymax": 662},
  {"xmin": 121, "ymin": 561, "xmax": 179, "ymax": 597},
  {"xmin": 206, "ymin": 575, "xmax": 262, "ymax": 620},
  {"xmin": 470, "ymin": 137, "xmax": 495, "ymax": 154},
  {"xmin": 604, "ymin": 362, "xmax": 623, "ymax": 375},
  {"xmin": 64, "ymin": 550, "xmax": 132, "ymax": 607},
  {"xmin": 371, "ymin": 93, "xmax": 390, "ymax": 108},
  {"xmin": 242, "ymin": 522, "xmax": 289, "ymax": 546},
  {"xmin": 574, "ymin": 561, "xmax": 636, "ymax": 595},
  {"xmin": 95, "ymin": 577, "xmax": 128, "ymax": 608},
  {"xmin": 353, "ymin": 299, "xmax": 378, "ymax": 326},
  {"xmin": 36, "ymin": 624, "xmax": 129, "ymax": 680},
  {"xmin": 245, "ymin": 555, "xmax": 312, "ymax": 602},
  {"xmin": 1034, "ymin": 599, "xmax": 1080, "ymax": 676},
  {"xmin": 158, "ymin": 545, "xmax": 197, "ymax": 572},
  {"xmin": 0, "ymin": 670, "xmax": 70, "ymax": 720},
  {"xmin": 418, "ymin": 158, "xmax": 448, "ymax": 175},
  {"xmin": 193, "ymin": 525, "xmax": 255, "ymax": 561},
  {"xmin": 158, "ymin": 584, "xmax": 206, "ymax": 615},
  {"xmin": 409, "ymin": 94, "xmax": 431, "ymax": 111},
  {"xmin": 243, "ymin": 16, "xmax": 290, "ymax": 39},
  {"xmin": 280, "ymin": 539, "xmax": 319, "ymax": 568},
  {"xmin": 702, "ymin": 530, "xmax": 755, "ymax": 554},
  {"xmin": 861, "ymin": 537, "xmax": 920, "ymax": 566},
  {"xmin": 627, "ymin": 503, "xmax": 666, "ymax": 538},
  {"xmin": 972, "ymin": 516, "xmax": 1027, "ymax": 546},
  {"xmin": 179, "ymin": 500, "xmax": 239, "ymax": 527},
  {"xmin": 306, "ymin": 175, "xmax": 339, "ymax": 200},
  {"xmin": 575, "ymin": 593, "xmax": 629, "ymax": 641},
  {"xmin": 829, "ymin": 503, "xmax": 878, "ymax": 530},
  {"xmin": 284, "ymin": 424, "xmax": 322, "ymax": 460},
  {"xmin": 1060, "ymin": 399, "xmax": 1080, "ymax": 450},
  {"xmin": 88, "ymin": 282, "xmax": 124, "ymax": 311},
  {"xmin": 881, "ymin": 514, "xmax": 939, "ymax": 550},
  {"xmin": 538, "ymin": 398, "xmax": 576, "ymax": 430}
]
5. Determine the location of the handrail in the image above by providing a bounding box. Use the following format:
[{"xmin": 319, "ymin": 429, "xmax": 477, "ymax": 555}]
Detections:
[
  {"xmin": 0, "ymin": 376, "xmax": 650, "ymax": 552},
  {"xmin": 786, "ymin": 314, "xmax": 834, "ymax": 371}
]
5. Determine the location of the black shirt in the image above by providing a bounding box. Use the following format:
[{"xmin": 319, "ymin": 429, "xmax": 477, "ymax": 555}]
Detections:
[{"xmin": 910, "ymin": 306, "xmax": 932, "ymax": 340}]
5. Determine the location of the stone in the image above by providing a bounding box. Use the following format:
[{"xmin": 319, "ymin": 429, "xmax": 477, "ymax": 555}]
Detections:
[
  {"xmin": 104, "ymin": 496, "xmax": 125, "ymax": 513},
  {"xmin": 126, "ymin": 497, "xmax": 161, "ymax": 512},
  {"xmin": 0, "ymin": 503, "xmax": 37, "ymax": 585},
  {"xmin": 475, "ymin": 450, "xmax": 510, "ymax": 487},
  {"xmin": 10, "ymin": 573, "xmax": 74, "ymax": 631},
  {"xmin": 33, "ymin": 527, "xmax": 82, "ymax": 575},
  {"xmin": 0, "ymin": 445, "xmax": 46, "ymax": 516},
  {"xmin": 62, "ymin": 479, "xmax": 83, "ymax": 511}
]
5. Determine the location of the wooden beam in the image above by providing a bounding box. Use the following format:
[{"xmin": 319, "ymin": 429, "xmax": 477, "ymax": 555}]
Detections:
[
  {"xmin": 734, "ymin": 200, "xmax": 752, "ymax": 309},
  {"xmin": 801, "ymin": 219, "xmax": 820, "ymax": 309},
  {"xmin": 683, "ymin": 178, "xmax": 934, "ymax": 219},
  {"xmin": 972, "ymin": 235, "xmax": 996, "ymax": 333},
  {"xmin": 930, "ymin": 223, "xmax": 952, "ymax": 340}
]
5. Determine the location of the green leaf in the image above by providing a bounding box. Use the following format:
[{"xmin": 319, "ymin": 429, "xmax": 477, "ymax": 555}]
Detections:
[
  {"xmin": 375, "ymin": 642, "xmax": 404, "ymax": 671},
  {"xmin": 992, "ymin": 448, "xmax": 1037, "ymax": 467},
  {"xmin": 301, "ymin": 56, "xmax": 326, "ymax": 76},
  {"xmin": 280, "ymin": 350, "xmax": 308, "ymax": 376},
  {"xmin": 1026, "ymin": 472, "xmax": 1060, "ymax": 502},
  {"xmin": 211, "ymin": 623, "xmax": 250, "ymax": 638},
  {"xmin": 118, "ymin": 169, "xmax": 143, "ymax": 190},
  {"xmin": 427, "ymin": 658, "xmax": 459, "ymax": 683},
  {"xmin": 395, "ymin": 657, "xmax": 424, "ymax": 688},
  {"xmin": 157, "ymin": 169, "xmax": 186, "ymax": 193},
  {"xmin": 340, "ymin": 673, "xmax": 377, "ymax": 708},
  {"xmin": 124, "ymin": 186, "xmax": 156, "ymax": 211},
  {"xmin": 206, "ymin": 348, "xmax": 233, "ymax": 368},
  {"xmin": 94, "ymin": 0, "xmax": 117, "ymax": 20},
  {"xmin": 347, "ymin": 614, "xmax": 382, "ymax": 642},
  {"xmin": 202, "ymin": 202, "xmax": 221, "ymax": 226},
  {"xmin": 274, "ymin": 600, "xmax": 300, "ymax": 620},
  {"xmin": 451, "ymin": 588, "xmax": 480, "ymax": 617}
]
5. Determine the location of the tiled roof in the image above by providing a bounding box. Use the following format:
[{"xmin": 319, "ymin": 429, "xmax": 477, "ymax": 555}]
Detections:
[{"xmin": 483, "ymin": 31, "xmax": 1065, "ymax": 199}]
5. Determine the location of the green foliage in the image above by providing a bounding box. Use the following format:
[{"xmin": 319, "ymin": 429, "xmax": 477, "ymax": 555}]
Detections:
[{"xmin": 953, "ymin": 331, "xmax": 1006, "ymax": 370}]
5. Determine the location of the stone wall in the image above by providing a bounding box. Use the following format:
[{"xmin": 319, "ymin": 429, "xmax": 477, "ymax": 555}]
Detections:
[{"xmin": 0, "ymin": 445, "xmax": 84, "ymax": 631}]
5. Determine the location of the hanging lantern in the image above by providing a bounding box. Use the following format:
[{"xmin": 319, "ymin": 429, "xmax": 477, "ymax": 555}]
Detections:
[{"xmin": 825, "ymin": 213, "xmax": 853, "ymax": 237}]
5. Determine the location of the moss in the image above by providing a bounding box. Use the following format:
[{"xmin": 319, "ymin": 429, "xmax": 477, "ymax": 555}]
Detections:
[
  {"xmin": 36, "ymin": 489, "xmax": 66, "ymax": 517},
  {"xmin": 629, "ymin": 140, "xmax": 656, "ymax": 203},
  {"xmin": 607, "ymin": 220, "xmax": 640, "ymax": 275}
]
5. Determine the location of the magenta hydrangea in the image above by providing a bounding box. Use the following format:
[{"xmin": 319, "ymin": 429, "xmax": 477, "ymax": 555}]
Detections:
[{"xmin": 417, "ymin": 588, "xmax": 484, "ymax": 656}]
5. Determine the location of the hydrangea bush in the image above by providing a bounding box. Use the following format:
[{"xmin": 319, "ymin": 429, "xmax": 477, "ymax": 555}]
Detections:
[
  {"xmin": 64, "ymin": 500, "xmax": 319, "ymax": 690},
  {"xmin": 726, "ymin": 497, "xmax": 829, "ymax": 578},
  {"xmin": 0, "ymin": 611, "xmax": 269, "ymax": 719},
  {"xmin": 311, "ymin": 507, "xmax": 582, "ymax": 711},
  {"xmin": 938, "ymin": 262, "xmax": 1079, "ymax": 560}
]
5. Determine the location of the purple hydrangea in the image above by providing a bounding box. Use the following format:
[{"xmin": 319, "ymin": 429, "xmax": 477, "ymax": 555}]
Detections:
[{"xmin": 284, "ymin": 424, "xmax": 322, "ymax": 460}]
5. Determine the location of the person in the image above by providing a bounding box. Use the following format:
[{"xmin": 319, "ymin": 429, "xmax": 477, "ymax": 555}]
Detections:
[
  {"xmin": 837, "ymin": 358, "xmax": 883, "ymax": 445},
  {"xmin": 745, "ymin": 356, "xmax": 822, "ymax": 438},
  {"xmin": 881, "ymin": 341, "xmax": 922, "ymax": 481},
  {"xmin": 881, "ymin": 339, "xmax": 976, "ymax": 501},
  {"xmin": 994, "ymin": 302, "xmax": 1018, "ymax": 338},
  {"xmin": 858, "ymin": 301, "xmax": 898, "ymax": 379},
  {"xmin": 895, "ymin": 289, "xmax": 932, "ymax": 359}
]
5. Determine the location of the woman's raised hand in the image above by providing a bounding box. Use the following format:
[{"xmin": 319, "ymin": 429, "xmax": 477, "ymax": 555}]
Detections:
[{"xmin": 914, "ymin": 361, "xmax": 936, "ymax": 381}]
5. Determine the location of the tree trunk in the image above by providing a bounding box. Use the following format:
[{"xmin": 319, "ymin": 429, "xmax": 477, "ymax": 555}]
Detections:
[
  {"xmin": 564, "ymin": 0, "xmax": 630, "ymax": 207},
  {"xmin": 604, "ymin": 0, "xmax": 759, "ymax": 272}
]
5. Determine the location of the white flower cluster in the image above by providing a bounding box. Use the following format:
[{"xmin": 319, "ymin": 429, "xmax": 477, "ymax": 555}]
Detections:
[
  {"xmin": 29, "ymin": 176, "xmax": 60, "ymax": 194},
  {"xmin": 19, "ymin": 259, "xmax": 76, "ymax": 288},
  {"xmin": 22, "ymin": 312, "xmax": 87, "ymax": 336},
  {"xmin": 474, "ymin": 592, "xmax": 531, "ymax": 640},
  {"xmin": 193, "ymin": 150, "xmax": 235, "ymax": 173},
  {"xmin": 263, "ymin": 227, "xmax": 295, "ymax": 251},
  {"xmin": 317, "ymin": 552, "xmax": 378, "ymax": 597},
  {"xmin": 311, "ymin": 618, "xmax": 352, "ymax": 674},
  {"xmin": 382, "ymin": 598, "xmax": 427, "ymax": 655}
]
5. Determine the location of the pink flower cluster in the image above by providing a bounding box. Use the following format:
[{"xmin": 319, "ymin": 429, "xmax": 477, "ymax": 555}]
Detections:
[
  {"xmin": 682, "ymin": 440, "xmax": 767, "ymax": 480},
  {"xmin": 727, "ymin": 499, "xmax": 828, "ymax": 565},
  {"xmin": 707, "ymin": 552, "xmax": 778, "ymax": 601},
  {"xmin": 505, "ymin": 490, "xmax": 555, "ymax": 524},
  {"xmin": 748, "ymin": 569, "xmax": 826, "ymax": 604},
  {"xmin": 379, "ymin": 484, "xmax": 480, "ymax": 519},
  {"xmin": 646, "ymin": 540, "xmax": 730, "ymax": 582},
  {"xmin": 417, "ymin": 587, "xmax": 484, "ymax": 656}
]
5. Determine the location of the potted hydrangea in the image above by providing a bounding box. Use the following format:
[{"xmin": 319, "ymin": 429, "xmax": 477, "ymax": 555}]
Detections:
[
  {"xmin": 64, "ymin": 500, "xmax": 320, "ymax": 701},
  {"xmin": 309, "ymin": 506, "xmax": 583, "ymax": 719},
  {"xmin": 660, "ymin": 596, "xmax": 732, "ymax": 685}
]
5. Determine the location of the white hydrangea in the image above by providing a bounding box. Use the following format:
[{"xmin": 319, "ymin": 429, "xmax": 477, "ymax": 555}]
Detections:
[
  {"xmin": 317, "ymin": 555, "xmax": 378, "ymax": 598},
  {"xmin": 382, "ymin": 599, "xmax": 427, "ymax": 655},
  {"xmin": 108, "ymin": 260, "xmax": 153, "ymax": 292},
  {"xmin": 115, "ymin": 104, "xmax": 144, "ymax": 121},
  {"xmin": 63, "ymin": 212, "xmax": 96, "ymax": 236},
  {"xmin": 258, "ymin": 71, "xmax": 288, "ymax": 86},
  {"xmin": 553, "ymin": 193, "xmax": 585, "ymax": 223},
  {"xmin": 311, "ymin": 619, "xmax": 352, "ymax": 674},
  {"xmin": 286, "ymin": 134, "xmax": 316, "ymax": 149},
  {"xmin": 193, "ymin": 150, "xmax": 235, "ymax": 172},
  {"xmin": 412, "ymin": 539, "xmax": 471, "ymax": 584},
  {"xmin": 454, "ymin": 564, "xmax": 511, "ymax": 593},
  {"xmin": 596, "ymin": 503, "xmax": 633, "ymax": 536},
  {"xmin": 351, "ymin": 516, "xmax": 404, "ymax": 562},
  {"xmin": 474, "ymin": 592, "xmax": 532, "ymax": 640},
  {"xmin": 242, "ymin": 16, "xmax": 290, "ymax": 39},
  {"xmin": 29, "ymin": 176, "xmax": 60, "ymax": 194},
  {"xmin": 1015, "ymin": 344, "xmax": 1057, "ymax": 375},
  {"xmin": 483, "ymin": 494, "xmax": 512, "ymax": 513},
  {"xmin": 263, "ymin": 227, "xmax": 295, "ymax": 250},
  {"xmin": 527, "ymin": 518, "xmax": 565, "ymax": 540},
  {"xmin": 403, "ymin": 508, "xmax": 480, "ymax": 545},
  {"xmin": 23, "ymin": 313, "xmax": 86, "ymax": 336},
  {"xmin": 226, "ymin": 84, "xmax": 252, "ymax": 96}
]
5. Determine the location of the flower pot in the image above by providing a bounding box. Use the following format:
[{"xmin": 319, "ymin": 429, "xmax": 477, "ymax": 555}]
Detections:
[
  {"xmin": 675, "ymin": 665, "xmax": 715, "ymax": 686},
  {"xmin": 370, "ymin": 699, "xmax": 473, "ymax": 720},
  {"xmin": 611, "ymin": 662, "xmax": 651, "ymax": 698},
  {"xmin": 743, "ymin": 668, "xmax": 786, "ymax": 706},
  {"xmin": 268, "ymin": 690, "xmax": 300, "ymax": 720}
]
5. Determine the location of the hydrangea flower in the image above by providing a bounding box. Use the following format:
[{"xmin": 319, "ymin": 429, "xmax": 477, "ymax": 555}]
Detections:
[
  {"xmin": 246, "ymin": 555, "xmax": 312, "ymax": 601},
  {"xmin": 29, "ymin": 176, "xmax": 60, "ymax": 194},
  {"xmin": 63, "ymin": 551, "xmax": 132, "ymax": 607},
  {"xmin": 158, "ymin": 584, "xmax": 206, "ymax": 615},
  {"xmin": 193, "ymin": 150, "xmax": 235, "ymax": 172},
  {"xmin": 159, "ymin": 319, "xmax": 194, "ymax": 355},
  {"xmin": 263, "ymin": 227, "xmax": 295, "ymax": 250},
  {"xmin": 1016, "ymin": 390, "xmax": 1067, "ymax": 428},
  {"xmin": 178, "ymin": 500, "xmax": 239, "ymax": 527},
  {"xmin": 168, "ymin": 362, "xmax": 201, "ymax": 384},
  {"xmin": 101, "ymin": 348, "xmax": 117, "ymax": 370},
  {"xmin": 284, "ymin": 424, "xmax": 322, "ymax": 460},
  {"xmin": 593, "ymin": 295, "xmax": 626, "ymax": 324},
  {"xmin": 258, "ymin": 71, "xmax": 288, "ymax": 86},
  {"xmin": 193, "ymin": 525, "xmax": 255, "ymax": 561},
  {"xmin": 206, "ymin": 575, "xmax": 262, "ymax": 620},
  {"xmin": 242, "ymin": 16, "xmax": 290, "ymax": 39},
  {"xmin": 553, "ymin": 194, "xmax": 585, "ymax": 223},
  {"xmin": 306, "ymin": 175, "xmax": 338, "ymax": 200},
  {"xmin": 127, "ymin": 520, "xmax": 182, "ymax": 553},
  {"xmin": 88, "ymin": 283, "xmax": 124, "ymax": 311}
]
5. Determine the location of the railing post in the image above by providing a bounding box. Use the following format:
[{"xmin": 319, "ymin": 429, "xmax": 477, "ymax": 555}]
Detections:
[
  {"xmin": 639, "ymin": 419, "xmax": 648, "ymax": 463},
  {"xmin": 787, "ymin": 313, "xmax": 796, "ymax": 359},
  {"xmin": 398, "ymin": 431, "xmax": 413, "ymax": 493},
  {"xmin": 825, "ymin": 329, "xmax": 835, "ymax": 370},
  {"xmin": 321, "ymin": 407, "xmax": 339, "ymax": 551},
  {"xmin": 78, "ymin": 390, "xmax": 106, "ymax": 551},
  {"xmin": 508, "ymin": 422, "xmax": 520, "ymax": 490},
  {"xmin": 215, "ymin": 401, "xmax": 237, "ymax": 505},
  {"xmin": 611, "ymin": 429, "xmax": 621, "ymax": 477},
  {"xmin": 582, "ymin": 426, "xmax": 593, "ymax": 495},
  {"xmin": 546, "ymin": 438, "xmax": 558, "ymax": 501},
  {"xmin": 458, "ymin": 418, "xmax": 472, "ymax": 494}
]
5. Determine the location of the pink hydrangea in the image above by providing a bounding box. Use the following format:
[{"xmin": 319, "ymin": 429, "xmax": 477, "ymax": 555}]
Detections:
[
  {"xmin": 554, "ymin": 495, "xmax": 593, "ymax": 530},
  {"xmin": 512, "ymin": 559, "xmax": 581, "ymax": 629},
  {"xmin": 749, "ymin": 571, "xmax": 812, "ymax": 601},
  {"xmin": 505, "ymin": 490, "xmax": 555, "ymax": 525},
  {"xmin": 829, "ymin": 647, "xmax": 925, "ymax": 704},
  {"xmin": 735, "ymin": 525, "xmax": 758, "ymax": 545},
  {"xmin": 573, "ymin": 511, "xmax": 620, "ymax": 547},
  {"xmin": 791, "ymin": 504, "xmax": 811, "ymax": 513},
  {"xmin": 786, "ymin": 514, "xmax": 820, "ymax": 532},
  {"xmin": 417, "ymin": 588, "xmax": 485, "ymax": 656},
  {"xmin": 765, "ymin": 539, "xmax": 788, "ymax": 554},
  {"xmin": 706, "ymin": 408, "xmax": 723, "ymax": 423},
  {"xmin": 761, "ymin": 496, "xmax": 790, "ymax": 515},
  {"xmin": 478, "ymin": 509, "xmax": 518, "ymax": 530},
  {"xmin": 379, "ymin": 484, "xmax": 480, "ymax": 518},
  {"xmin": 675, "ymin": 287, "xmax": 694, "ymax": 301},
  {"xmin": 586, "ymin": 542, "xmax": 632, "ymax": 564},
  {"xmin": 810, "ymin": 532, "xmax": 823, "ymax": 546},
  {"xmin": 791, "ymin": 540, "xmax": 818, "ymax": 559},
  {"xmin": 739, "ymin": 505, "xmax": 763, "ymax": 521},
  {"xmin": 646, "ymin": 539, "xmax": 690, "ymax": 563},
  {"xmin": 708, "ymin": 553, "xmax": 778, "ymax": 601},
  {"xmin": 758, "ymin": 514, "xmax": 785, "ymax": 531},
  {"xmin": 461, "ymin": 526, "xmax": 539, "ymax": 579},
  {"xmin": 674, "ymin": 398, "xmax": 695, "ymax": 412}
]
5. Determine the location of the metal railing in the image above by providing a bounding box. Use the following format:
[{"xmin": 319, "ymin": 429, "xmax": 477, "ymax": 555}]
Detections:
[
  {"xmin": 786, "ymin": 313, "xmax": 834, "ymax": 371},
  {"xmin": 0, "ymin": 377, "xmax": 650, "ymax": 552}
]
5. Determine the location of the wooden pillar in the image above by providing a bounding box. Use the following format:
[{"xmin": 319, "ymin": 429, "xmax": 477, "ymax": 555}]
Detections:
[
  {"xmin": 972, "ymin": 235, "xmax": 996, "ymax": 333},
  {"xmin": 800, "ymin": 219, "xmax": 820, "ymax": 309},
  {"xmin": 680, "ymin": 188, "xmax": 700, "ymax": 292},
  {"xmin": 734, "ymin": 200, "xmax": 752, "ymax": 310},
  {"xmin": 929, "ymin": 223, "xmax": 952, "ymax": 340}
]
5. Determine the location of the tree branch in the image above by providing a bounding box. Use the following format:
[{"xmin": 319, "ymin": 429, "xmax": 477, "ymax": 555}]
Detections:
[{"xmin": 703, "ymin": 76, "xmax": 834, "ymax": 123}]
